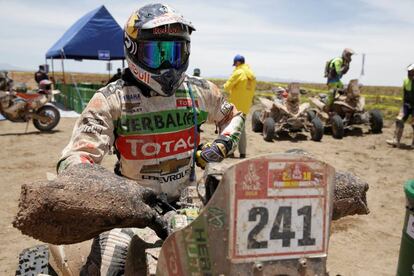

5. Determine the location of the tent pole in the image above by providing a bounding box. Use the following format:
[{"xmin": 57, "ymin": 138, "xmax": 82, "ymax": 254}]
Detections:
[
  {"xmin": 122, "ymin": 59, "xmax": 125, "ymax": 68},
  {"xmin": 61, "ymin": 58, "xmax": 66, "ymax": 84},
  {"xmin": 51, "ymin": 58, "xmax": 55, "ymax": 82}
]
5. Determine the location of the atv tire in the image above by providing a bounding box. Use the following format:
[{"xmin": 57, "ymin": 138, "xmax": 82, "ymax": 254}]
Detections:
[
  {"xmin": 369, "ymin": 109, "xmax": 383, "ymax": 134},
  {"xmin": 310, "ymin": 117, "xmax": 324, "ymax": 141},
  {"xmin": 331, "ymin": 115, "xmax": 344, "ymax": 139},
  {"xmin": 307, "ymin": 110, "xmax": 316, "ymax": 121},
  {"xmin": 252, "ymin": 110, "xmax": 263, "ymax": 132},
  {"xmin": 16, "ymin": 244, "xmax": 57, "ymax": 276},
  {"xmin": 263, "ymin": 117, "xmax": 275, "ymax": 142}
]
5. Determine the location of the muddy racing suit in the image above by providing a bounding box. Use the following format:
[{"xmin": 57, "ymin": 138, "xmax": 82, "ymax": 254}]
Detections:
[
  {"xmin": 58, "ymin": 70, "xmax": 244, "ymax": 200},
  {"xmin": 57, "ymin": 69, "xmax": 244, "ymax": 274}
]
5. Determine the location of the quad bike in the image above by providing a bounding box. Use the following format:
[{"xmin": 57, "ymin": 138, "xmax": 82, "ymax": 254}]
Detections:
[
  {"xmin": 309, "ymin": 79, "xmax": 383, "ymax": 139},
  {"xmin": 0, "ymin": 80, "xmax": 60, "ymax": 131},
  {"xmin": 252, "ymin": 83, "xmax": 324, "ymax": 142},
  {"xmin": 14, "ymin": 152, "xmax": 370, "ymax": 275}
]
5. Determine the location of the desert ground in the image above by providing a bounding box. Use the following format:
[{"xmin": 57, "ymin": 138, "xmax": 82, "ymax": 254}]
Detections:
[{"xmin": 0, "ymin": 110, "xmax": 413, "ymax": 275}]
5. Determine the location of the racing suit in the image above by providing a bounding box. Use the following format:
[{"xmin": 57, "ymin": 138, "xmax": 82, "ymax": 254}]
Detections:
[
  {"xmin": 57, "ymin": 69, "xmax": 245, "ymax": 274},
  {"xmin": 387, "ymin": 77, "xmax": 414, "ymax": 147},
  {"xmin": 326, "ymin": 57, "xmax": 350, "ymax": 109}
]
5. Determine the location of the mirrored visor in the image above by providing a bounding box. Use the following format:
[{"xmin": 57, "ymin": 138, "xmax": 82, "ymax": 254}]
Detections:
[{"xmin": 138, "ymin": 41, "xmax": 190, "ymax": 70}]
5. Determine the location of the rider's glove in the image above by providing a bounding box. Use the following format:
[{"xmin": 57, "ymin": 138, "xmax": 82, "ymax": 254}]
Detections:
[{"xmin": 195, "ymin": 141, "xmax": 228, "ymax": 169}]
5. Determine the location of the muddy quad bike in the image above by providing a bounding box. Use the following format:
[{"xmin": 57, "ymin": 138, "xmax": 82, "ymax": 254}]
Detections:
[
  {"xmin": 0, "ymin": 82, "xmax": 60, "ymax": 132},
  {"xmin": 252, "ymin": 83, "xmax": 324, "ymax": 142},
  {"xmin": 16, "ymin": 153, "xmax": 340, "ymax": 275},
  {"xmin": 309, "ymin": 79, "xmax": 383, "ymax": 139}
]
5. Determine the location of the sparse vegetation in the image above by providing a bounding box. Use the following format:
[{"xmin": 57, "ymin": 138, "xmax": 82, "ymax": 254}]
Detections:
[{"xmin": 9, "ymin": 71, "xmax": 402, "ymax": 119}]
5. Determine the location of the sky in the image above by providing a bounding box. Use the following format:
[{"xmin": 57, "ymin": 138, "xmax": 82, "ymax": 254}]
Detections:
[{"xmin": 0, "ymin": 0, "xmax": 413, "ymax": 86}]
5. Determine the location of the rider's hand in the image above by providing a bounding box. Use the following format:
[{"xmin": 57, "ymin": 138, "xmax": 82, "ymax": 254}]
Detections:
[{"xmin": 195, "ymin": 141, "xmax": 227, "ymax": 169}]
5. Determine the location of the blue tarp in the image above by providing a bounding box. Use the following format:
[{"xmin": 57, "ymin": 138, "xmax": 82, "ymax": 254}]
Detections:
[{"xmin": 46, "ymin": 5, "xmax": 124, "ymax": 60}]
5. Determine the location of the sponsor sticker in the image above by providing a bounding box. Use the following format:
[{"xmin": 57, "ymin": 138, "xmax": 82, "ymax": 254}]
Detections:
[{"xmin": 116, "ymin": 127, "xmax": 199, "ymax": 160}]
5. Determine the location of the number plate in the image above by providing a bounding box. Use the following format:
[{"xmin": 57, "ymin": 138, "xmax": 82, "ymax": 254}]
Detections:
[{"xmin": 230, "ymin": 159, "xmax": 330, "ymax": 262}]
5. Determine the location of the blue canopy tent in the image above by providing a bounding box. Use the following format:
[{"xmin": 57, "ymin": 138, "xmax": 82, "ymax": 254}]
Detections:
[{"xmin": 45, "ymin": 5, "xmax": 125, "ymax": 82}]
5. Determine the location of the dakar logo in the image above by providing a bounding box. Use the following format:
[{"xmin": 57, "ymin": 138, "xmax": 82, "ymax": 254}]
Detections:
[
  {"xmin": 153, "ymin": 25, "xmax": 182, "ymax": 35},
  {"xmin": 241, "ymin": 163, "xmax": 261, "ymax": 191},
  {"xmin": 129, "ymin": 63, "xmax": 151, "ymax": 84}
]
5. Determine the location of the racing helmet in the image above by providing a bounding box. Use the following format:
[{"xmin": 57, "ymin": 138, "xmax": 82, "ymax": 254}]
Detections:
[
  {"xmin": 342, "ymin": 48, "xmax": 355, "ymax": 62},
  {"xmin": 124, "ymin": 3, "xmax": 195, "ymax": 96},
  {"xmin": 39, "ymin": 79, "xmax": 52, "ymax": 93},
  {"xmin": 408, "ymin": 63, "xmax": 414, "ymax": 79}
]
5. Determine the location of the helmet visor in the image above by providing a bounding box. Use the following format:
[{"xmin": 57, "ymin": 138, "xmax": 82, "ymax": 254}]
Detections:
[{"xmin": 138, "ymin": 41, "xmax": 190, "ymax": 70}]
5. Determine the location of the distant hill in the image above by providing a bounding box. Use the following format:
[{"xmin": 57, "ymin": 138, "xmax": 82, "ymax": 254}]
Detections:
[
  {"xmin": 207, "ymin": 74, "xmax": 313, "ymax": 83},
  {"xmin": 0, "ymin": 63, "xmax": 29, "ymax": 71}
]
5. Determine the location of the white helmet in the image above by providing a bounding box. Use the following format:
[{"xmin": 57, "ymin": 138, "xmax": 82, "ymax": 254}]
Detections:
[
  {"xmin": 124, "ymin": 3, "xmax": 195, "ymax": 96},
  {"xmin": 407, "ymin": 63, "xmax": 414, "ymax": 72}
]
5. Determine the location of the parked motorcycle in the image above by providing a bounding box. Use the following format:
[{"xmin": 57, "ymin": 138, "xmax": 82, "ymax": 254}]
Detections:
[
  {"xmin": 0, "ymin": 80, "xmax": 60, "ymax": 131},
  {"xmin": 309, "ymin": 79, "xmax": 383, "ymax": 139},
  {"xmin": 252, "ymin": 83, "xmax": 324, "ymax": 142}
]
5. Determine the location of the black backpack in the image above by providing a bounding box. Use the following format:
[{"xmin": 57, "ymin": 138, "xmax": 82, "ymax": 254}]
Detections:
[{"xmin": 324, "ymin": 59, "xmax": 333, "ymax": 78}]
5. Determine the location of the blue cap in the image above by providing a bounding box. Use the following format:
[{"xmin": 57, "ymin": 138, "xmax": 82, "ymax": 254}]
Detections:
[{"xmin": 233, "ymin": 54, "xmax": 245, "ymax": 66}]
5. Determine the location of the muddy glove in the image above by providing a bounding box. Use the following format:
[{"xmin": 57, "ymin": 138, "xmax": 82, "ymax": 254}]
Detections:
[
  {"xmin": 13, "ymin": 163, "xmax": 169, "ymax": 244},
  {"xmin": 195, "ymin": 141, "xmax": 228, "ymax": 169}
]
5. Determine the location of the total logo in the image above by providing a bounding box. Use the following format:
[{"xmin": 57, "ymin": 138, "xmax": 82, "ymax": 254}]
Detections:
[
  {"xmin": 116, "ymin": 127, "xmax": 199, "ymax": 160},
  {"xmin": 129, "ymin": 63, "xmax": 151, "ymax": 84}
]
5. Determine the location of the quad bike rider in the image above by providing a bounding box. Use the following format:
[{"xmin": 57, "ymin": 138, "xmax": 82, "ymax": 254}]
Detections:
[
  {"xmin": 31, "ymin": 3, "xmax": 245, "ymax": 275},
  {"xmin": 386, "ymin": 63, "xmax": 414, "ymax": 148},
  {"xmin": 0, "ymin": 75, "xmax": 60, "ymax": 131},
  {"xmin": 309, "ymin": 79, "xmax": 383, "ymax": 139},
  {"xmin": 252, "ymin": 83, "xmax": 324, "ymax": 142},
  {"xmin": 325, "ymin": 48, "xmax": 354, "ymax": 111}
]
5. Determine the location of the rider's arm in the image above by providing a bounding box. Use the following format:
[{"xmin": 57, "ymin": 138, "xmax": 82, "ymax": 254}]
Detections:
[
  {"xmin": 57, "ymin": 88, "xmax": 120, "ymax": 173},
  {"xmin": 198, "ymin": 80, "xmax": 245, "ymax": 155}
]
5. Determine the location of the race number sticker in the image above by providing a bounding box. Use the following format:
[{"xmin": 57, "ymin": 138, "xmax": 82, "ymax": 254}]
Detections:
[{"xmin": 230, "ymin": 159, "xmax": 329, "ymax": 261}]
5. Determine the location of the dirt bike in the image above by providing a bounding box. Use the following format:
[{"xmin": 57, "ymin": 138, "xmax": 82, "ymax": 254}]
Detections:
[
  {"xmin": 16, "ymin": 153, "xmax": 342, "ymax": 276},
  {"xmin": 252, "ymin": 83, "xmax": 324, "ymax": 142},
  {"xmin": 0, "ymin": 80, "xmax": 60, "ymax": 132},
  {"xmin": 309, "ymin": 79, "xmax": 383, "ymax": 139}
]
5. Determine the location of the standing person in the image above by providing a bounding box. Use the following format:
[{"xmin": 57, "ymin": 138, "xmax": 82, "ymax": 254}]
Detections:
[
  {"xmin": 106, "ymin": 68, "xmax": 122, "ymax": 84},
  {"xmin": 223, "ymin": 54, "xmax": 256, "ymax": 158},
  {"xmin": 34, "ymin": 65, "xmax": 49, "ymax": 84},
  {"xmin": 56, "ymin": 4, "xmax": 245, "ymax": 274},
  {"xmin": 386, "ymin": 64, "xmax": 414, "ymax": 148},
  {"xmin": 193, "ymin": 68, "xmax": 201, "ymax": 77},
  {"xmin": 325, "ymin": 48, "xmax": 355, "ymax": 110},
  {"xmin": 0, "ymin": 71, "xmax": 13, "ymax": 91}
]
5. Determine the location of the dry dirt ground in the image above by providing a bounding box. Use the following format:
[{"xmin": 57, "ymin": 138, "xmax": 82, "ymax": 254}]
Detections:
[{"xmin": 0, "ymin": 112, "xmax": 413, "ymax": 275}]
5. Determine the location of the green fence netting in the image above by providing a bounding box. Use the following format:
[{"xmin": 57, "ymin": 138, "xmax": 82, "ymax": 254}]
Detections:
[{"xmin": 55, "ymin": 83, "xmax": 103, "ymax": 113}]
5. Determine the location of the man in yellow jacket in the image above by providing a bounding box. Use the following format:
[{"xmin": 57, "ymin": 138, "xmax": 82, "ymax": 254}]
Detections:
[{"xmin": 224, "ymin": 54, "xmax": 256, "ymax": 158}]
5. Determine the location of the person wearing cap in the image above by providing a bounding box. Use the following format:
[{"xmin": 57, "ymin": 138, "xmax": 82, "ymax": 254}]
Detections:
[
  {"xmin": 193, "ymin": 68, "xmax": 201, "ymax": 77},
  {"xmin": 224, "ymin": 54, "xmax": 256, "ymax": 158},
  {"xmin": 34, "ymin": 65, "xmax": 49, "ymax": 84},
  {"xmin": 325, "ymin": 48, "xmax": 355, "ymax": 110},
  {"xmin": 106, "ymin": 68, "xmax": 122, "ymax": 85},
  {"xmin": 386, "ymin": 64, "xmax": 414, "ymax": 148}
]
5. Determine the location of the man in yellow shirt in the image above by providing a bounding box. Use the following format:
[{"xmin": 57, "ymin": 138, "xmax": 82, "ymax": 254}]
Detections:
[{"xmin": 224, "ymin": 55, "xmax": 256, "ymax": 158}]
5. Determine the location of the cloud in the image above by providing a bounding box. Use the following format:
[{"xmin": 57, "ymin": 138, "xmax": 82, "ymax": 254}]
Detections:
[{"xmin": 0, "ymin": 0, "xmax": 412, "ymax": 85}]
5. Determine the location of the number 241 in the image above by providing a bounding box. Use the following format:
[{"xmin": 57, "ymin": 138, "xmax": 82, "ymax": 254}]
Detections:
[{"xmin": 247, "ymin": 206, "xmax": 316, "ymax": 249}]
